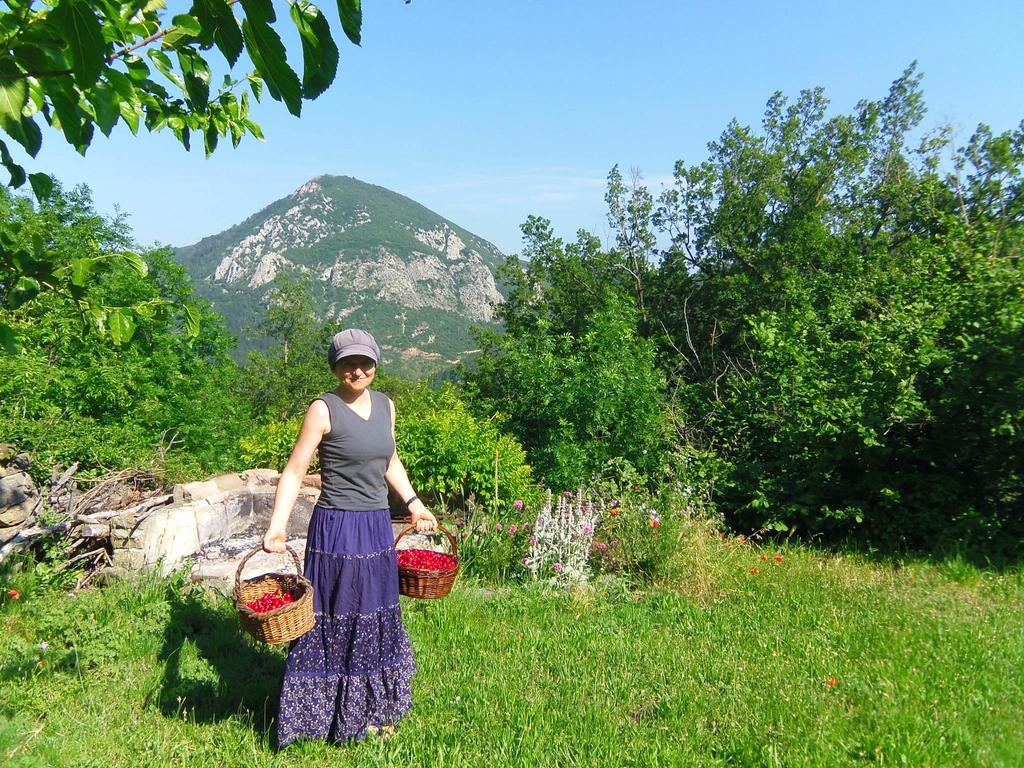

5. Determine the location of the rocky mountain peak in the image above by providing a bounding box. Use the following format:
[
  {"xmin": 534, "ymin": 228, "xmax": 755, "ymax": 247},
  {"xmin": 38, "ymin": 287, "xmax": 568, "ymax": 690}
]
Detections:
[{"xmin": 175, "ymin": 175, "xmax": 508, "ymax": 377}]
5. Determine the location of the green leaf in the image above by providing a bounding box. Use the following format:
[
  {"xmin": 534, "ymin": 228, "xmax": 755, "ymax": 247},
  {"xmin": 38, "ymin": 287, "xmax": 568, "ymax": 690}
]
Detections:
[
  {"xmin": 0, "ymin": 62, "xmax": 29, "ymax": 136},
  {"xmin": 8, "ymin": 276, "xmax": 41, "ymax": 309},
  {"xmin": 336, "ymin": 0, "xmax": 362, "ymax": 46},
  {"xmin": 118, "ymin": 252, "xmax": 149, "ymax": 276},
  {"xmin": 124, "ymin": 56, "xmax": 150, "ymax": 81},
  {"xmin": 50, "ymin": 0, "xmax": 107, "ymax": 89},
  {"xmin": 182, "ymin": 301, "xmax": 201, "ymax": 338},
  {"xmin": 28, "ymin": 172, "xmax": 53, "ymax": 200},
  {"xmin": 69, "ymin": 257, "xmax": 96, "ymax": 286},
  {"xmin": 0, "ymin": 322, "xmax": 19, "ymax": 355},
  {"xmin": 247, "ymin": 73, "xmax": 263, "ymax": 101},
  {"xmin": 46, "ymin": 85, "xmax": 87, "ymax": 147},
  {"xmin": 5, "ymin": 115, "xmax": 41, "ymax": 157},
  {"xmin": 203, "ymin": 121, "xmax": 218, "ymax": 155},
  {"xmin": 171, "ymin": 13, "xmax": 203, "ymax": 36},
  {"xmin": 117, "ymin": 97, "xmax": 142, "ymax": 134},
  {"xmin": 290, "ymin": 2, "xmax": 339, "ymax": 99},
  {"xmin": 191, "ymin": 0, "xmax": 244, "ymax": 66},
  {"xmin": 177, "ymin": 48, "xmax": 211, "ymax": 107},
  {"xmin": 0, "ymin": 138, "xmax": 26, "ymax": 187},
  {"xmin": 86, "ymin": 81, "xmax": 119, "ymax": 136},
  {"xmin": 108, "ymin": 308, "xmax": 136, "ymax": 345},
  {"xmin": 148, "ymin": 49, "xmax": 186, "ymax": 90},
  {"xmin": 240, "ymin": 5, "xmax": 302, "ymax": 116}
]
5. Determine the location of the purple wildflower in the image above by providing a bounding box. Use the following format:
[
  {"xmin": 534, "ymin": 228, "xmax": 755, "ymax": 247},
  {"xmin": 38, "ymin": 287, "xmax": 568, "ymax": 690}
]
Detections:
[{"xmin": 513, "ymin": 499, "xmax": 525, "ymax": 510}]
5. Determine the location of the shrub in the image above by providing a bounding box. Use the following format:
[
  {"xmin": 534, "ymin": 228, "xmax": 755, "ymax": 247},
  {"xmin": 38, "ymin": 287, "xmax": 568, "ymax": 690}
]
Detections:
[{"xmin": 394, "ymin": 384, "xmax": 541, "ymax": 513}]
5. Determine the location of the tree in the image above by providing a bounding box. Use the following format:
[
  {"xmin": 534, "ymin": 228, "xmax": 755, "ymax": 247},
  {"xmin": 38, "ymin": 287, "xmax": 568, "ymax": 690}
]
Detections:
[
  {"xmin": 468, "ymin": 217, "xmax": 670, "ymax": 489},
  {"xmin": 0, "ymin": 0, "xmax": 367, "ymax": 350},
  {"xmin": 649, "ymin": 65, "xmax": 1023, "ymax": 555},
  {"xmin": 0, "ymin": 182, "xmax": 253, "ymax": 478},
  {"xmin": 240, "ymin": 272, "xmax": 342, "ymax": 420}
]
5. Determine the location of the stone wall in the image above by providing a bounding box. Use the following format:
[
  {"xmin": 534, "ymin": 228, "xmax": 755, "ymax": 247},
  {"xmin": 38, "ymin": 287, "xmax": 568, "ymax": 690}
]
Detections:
[{"xmin": 108, "ymin": 469, "xmax": 320, "ymax": 573}]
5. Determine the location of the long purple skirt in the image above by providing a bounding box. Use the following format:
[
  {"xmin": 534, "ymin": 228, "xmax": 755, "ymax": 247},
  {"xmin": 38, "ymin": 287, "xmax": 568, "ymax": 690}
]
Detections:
[{"xmin": 276, "ymin": 506, "xmax": 416, "ymax": 747}]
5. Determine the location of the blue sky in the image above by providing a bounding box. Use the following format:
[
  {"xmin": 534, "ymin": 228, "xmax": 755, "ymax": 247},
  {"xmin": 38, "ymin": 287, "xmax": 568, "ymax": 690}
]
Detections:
[{"xmin": 22, "ymin": 0, "xmax": 1024, "ymax": 256}]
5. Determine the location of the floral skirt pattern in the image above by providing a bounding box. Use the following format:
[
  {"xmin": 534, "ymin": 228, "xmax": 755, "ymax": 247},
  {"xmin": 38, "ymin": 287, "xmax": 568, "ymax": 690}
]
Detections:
[{"xmin": 276, "ymin": 505, "xmax": 416, "ymax": 747}]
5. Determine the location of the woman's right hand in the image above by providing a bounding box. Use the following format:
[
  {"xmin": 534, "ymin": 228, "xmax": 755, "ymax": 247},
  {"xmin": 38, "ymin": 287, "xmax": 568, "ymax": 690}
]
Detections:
[{"xmin": 263, "ymin": 528, "xmax": 287, "ymax": 553}]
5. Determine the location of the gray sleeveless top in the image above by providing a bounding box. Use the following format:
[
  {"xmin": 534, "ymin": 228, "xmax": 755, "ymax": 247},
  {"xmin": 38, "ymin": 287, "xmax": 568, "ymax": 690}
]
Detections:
[{"xmin": 316, "ymin": 389, "xmax": 395, "ymax": 510}]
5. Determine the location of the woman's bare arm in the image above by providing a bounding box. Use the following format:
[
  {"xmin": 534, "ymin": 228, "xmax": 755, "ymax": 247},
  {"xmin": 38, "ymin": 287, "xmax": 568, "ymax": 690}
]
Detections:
[{"xmin": 263, "ymin": 399, "xmax": 331, "ymax": 552}]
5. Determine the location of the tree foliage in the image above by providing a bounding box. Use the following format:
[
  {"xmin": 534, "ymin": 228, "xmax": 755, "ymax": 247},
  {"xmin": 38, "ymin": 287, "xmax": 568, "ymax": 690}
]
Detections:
[
  {"xmin": 649, "ymin": 65, "xmax": 1023, "ymax": 554},
  {"xmin": 0, "ymin": 183, "xmax": 252, "ymax": 479},
  {"xmin": 0, "ymin": 0, "xmax": 367, "ymax": 350},
  {"xmin": 466, "ymin": 218, "xmax": 671, "ymax": 490},
  {"xmin": 238, "ymin": 271, "xmax": 342, "ymax": 420}
]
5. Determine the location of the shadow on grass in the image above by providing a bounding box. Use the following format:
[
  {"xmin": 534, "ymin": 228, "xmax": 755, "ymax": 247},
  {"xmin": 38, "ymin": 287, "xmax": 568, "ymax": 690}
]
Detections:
[{"xmin": 151, "ymin": 586, "xmax": 286, "ymax": 738}]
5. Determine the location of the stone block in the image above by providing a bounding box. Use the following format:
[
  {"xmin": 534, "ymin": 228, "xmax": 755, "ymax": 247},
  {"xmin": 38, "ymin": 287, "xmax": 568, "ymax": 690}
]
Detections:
[
  {"xmin": 112, "ymin": 548, "xmax": 147, "ymax": 570},
  {"xmin": 0, "ymin": 472, "xmax": 36, "ymax": 527},
  {"xmin": 108, "ymin": 513, "xmax": 138, "ymax": 530},
  {"xmin": 139, "ymin": 505, "xmax": 202, "ymax": 571},
  {"xmin": 172, "ymin": 479, "xmax": 219, "ymax": 504},
  {"xmin": 241, "ymin": 468, "xmax": 280, "ymax": 487},
  {"xmin": 111, "ymin": 527, "xmax": 142, "ymax": 546},
  {"xmin": 212, "ymin": 473, "xmax": 245, "ymax": 493}
]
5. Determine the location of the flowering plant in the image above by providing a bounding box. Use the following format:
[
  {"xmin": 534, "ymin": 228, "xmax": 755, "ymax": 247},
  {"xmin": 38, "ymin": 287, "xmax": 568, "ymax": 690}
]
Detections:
[
  {"xmin": 590, "ymin": 489, "xmax": 676, "ymax": 582},
  {"xmin": 524, "ymin": 489, "xmax": 601, "ymax": 587},
  {"xmin": 456, "ymin": 498, "xmax": 533, "ymax": 584}
]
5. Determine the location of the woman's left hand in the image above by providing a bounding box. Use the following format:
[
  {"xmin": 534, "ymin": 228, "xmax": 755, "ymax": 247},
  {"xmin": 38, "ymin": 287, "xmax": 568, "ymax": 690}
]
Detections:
[{"xmin": 410, "ymin": 504, "xmax": 437, "ymax": 533}]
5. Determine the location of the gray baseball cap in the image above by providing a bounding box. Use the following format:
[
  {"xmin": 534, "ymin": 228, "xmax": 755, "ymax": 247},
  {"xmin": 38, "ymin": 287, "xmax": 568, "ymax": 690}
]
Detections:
[{"xmin": 327, "ymin": 328, "xmax": 381, "ymax": 367}]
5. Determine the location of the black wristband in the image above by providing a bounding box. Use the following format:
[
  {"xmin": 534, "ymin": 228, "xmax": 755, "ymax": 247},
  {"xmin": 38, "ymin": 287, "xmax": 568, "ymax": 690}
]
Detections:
[{"xmin": 404, "ymin": 495, "xmax": 419, "ymax": 508}]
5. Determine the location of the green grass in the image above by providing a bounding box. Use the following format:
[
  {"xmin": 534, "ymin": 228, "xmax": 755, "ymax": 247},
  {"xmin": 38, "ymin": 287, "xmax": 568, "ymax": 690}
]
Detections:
[{"xmin": 1, "ymin": 529, "xmax": 1022, "ymax": 767}]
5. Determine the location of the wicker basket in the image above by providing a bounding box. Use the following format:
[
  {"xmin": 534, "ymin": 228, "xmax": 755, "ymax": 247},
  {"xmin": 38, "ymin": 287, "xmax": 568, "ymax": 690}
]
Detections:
[
  {"xmin": 233, "ymin": 544, "xmax": 315, "ymax": 645},
  {"xmin": 394, "ymin": 523, "xmax": 460, "ymax": 599}
]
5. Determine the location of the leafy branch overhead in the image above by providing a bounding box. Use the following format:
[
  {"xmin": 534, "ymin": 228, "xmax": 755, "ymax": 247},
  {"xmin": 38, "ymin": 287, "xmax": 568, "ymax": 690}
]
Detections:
[{"xmin": 0, "ymin": 0, "xmax": 365, "ymax": 351}]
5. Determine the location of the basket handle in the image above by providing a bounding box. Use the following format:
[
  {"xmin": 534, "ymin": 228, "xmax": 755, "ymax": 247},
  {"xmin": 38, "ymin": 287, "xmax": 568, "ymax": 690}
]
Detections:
[
  {"xmin": 394, "ymin": 522, "xmax": 459, "ymax": 559},
  {"xmin": 234, "ymin": 544, "xmax": 303, "ymax": 592}
]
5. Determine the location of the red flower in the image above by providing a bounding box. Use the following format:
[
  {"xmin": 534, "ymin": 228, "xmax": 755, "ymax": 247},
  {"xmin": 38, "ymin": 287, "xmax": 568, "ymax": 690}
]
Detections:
[
  {"xmin": 826, "ymin": 677, "xmax": 837, "ymax": 688},
  {"xmin": 38, "ymin": 659, "xmax": 46, "ymax": 667},
  {"xmin": 6, "ymin": 589, "xmax": 20, "ymax": 600},
  {"xmin": 760, "ymin": 554, "xmax": 767, "ymax": 561},
  {"xmin": 610, "ymin": 508, "xmax": 621, "ymax": 517},
  {"xmin": 649, "ymin": 519, "xmax": 660, "ymax": 528},
  {"xmin": 749, "ymin": 567, "xmax": 760, "ymax": 574},
  {"xmin": 633, "ymin": 485, "xmax": 642, "ymax": 491},
  {"xmin": 774, "ymin": 554, "xmax": 783, "ymax": 563}
]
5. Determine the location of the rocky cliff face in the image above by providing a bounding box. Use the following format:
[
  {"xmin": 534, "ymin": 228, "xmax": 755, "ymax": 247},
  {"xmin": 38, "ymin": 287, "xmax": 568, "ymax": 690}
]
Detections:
[{"xmin": 175, "ymin": 175, "xmax": 507, "ymax": 375}]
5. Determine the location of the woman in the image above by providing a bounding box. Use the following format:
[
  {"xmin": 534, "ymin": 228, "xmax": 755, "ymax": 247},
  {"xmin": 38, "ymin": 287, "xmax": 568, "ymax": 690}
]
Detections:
[{"xmin": 262, "ymin": 328, "xmax": 437, "ymax": 746}]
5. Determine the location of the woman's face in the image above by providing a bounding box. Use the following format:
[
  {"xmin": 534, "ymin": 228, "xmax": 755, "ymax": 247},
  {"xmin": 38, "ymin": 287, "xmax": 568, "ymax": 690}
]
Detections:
[{"xmin": 333, "ymin": 355, "xmax": 377, "ymax": 394}]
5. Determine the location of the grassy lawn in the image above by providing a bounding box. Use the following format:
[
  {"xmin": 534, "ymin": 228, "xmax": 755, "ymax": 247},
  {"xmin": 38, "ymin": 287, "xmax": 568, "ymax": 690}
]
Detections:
[{"xmin": 1, "ymin": 528, "xmax": 1022, "ymax": 768}]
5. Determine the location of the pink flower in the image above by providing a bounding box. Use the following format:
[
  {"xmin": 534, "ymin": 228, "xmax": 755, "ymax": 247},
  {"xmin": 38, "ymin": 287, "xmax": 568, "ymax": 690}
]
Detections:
[
  {"xmin": 513, "ymin": 499, "xmax": 524, "ymax": 510},
  {"xmin": 597, "ymin": 542, "xmax": 608, "ymax": 552},
  {"xmin": 528, "ymin": 535, "xmax": 537, "ymax": 544},
  {"xmin": 520, "ymin": 557, "xmax": 528, "ymax": 565},
  {"xmin": 563, "ymin": 491, "xmax": 573, "ymax": 498},
  {"xmin": 508, "ymin": 524, "xmax": 518, "ymax": 535},
  {"xmin": 552, "ymin": 562, "xmax": 563, "ymax": 572},
  {"xmin": 523, "ymin": 522, "xmax": 530, "ymax": 529},
  {"xmin": 495, "ymin": 523, "xmax": 503, "ymax": 532},
  {"xmin": 582, "ymin": 525, "xmax": 593, "ymax": 536},
  {"xmin": 610, "ymin": 539, "xmax": 619, "ymax": 548}
]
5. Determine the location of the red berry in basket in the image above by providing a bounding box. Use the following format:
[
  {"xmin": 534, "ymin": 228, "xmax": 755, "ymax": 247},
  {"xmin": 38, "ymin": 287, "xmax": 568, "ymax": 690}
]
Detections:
[{"xmin": 397, "ymin": 548, "xmax": 457, "ymax": 571}]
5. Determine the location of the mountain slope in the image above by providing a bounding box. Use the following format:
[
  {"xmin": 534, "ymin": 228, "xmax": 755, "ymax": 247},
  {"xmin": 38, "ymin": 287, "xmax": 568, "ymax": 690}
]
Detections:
[{"xmin": 175, "ymin": 175, "xmax": 506, "ymax": 376}]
